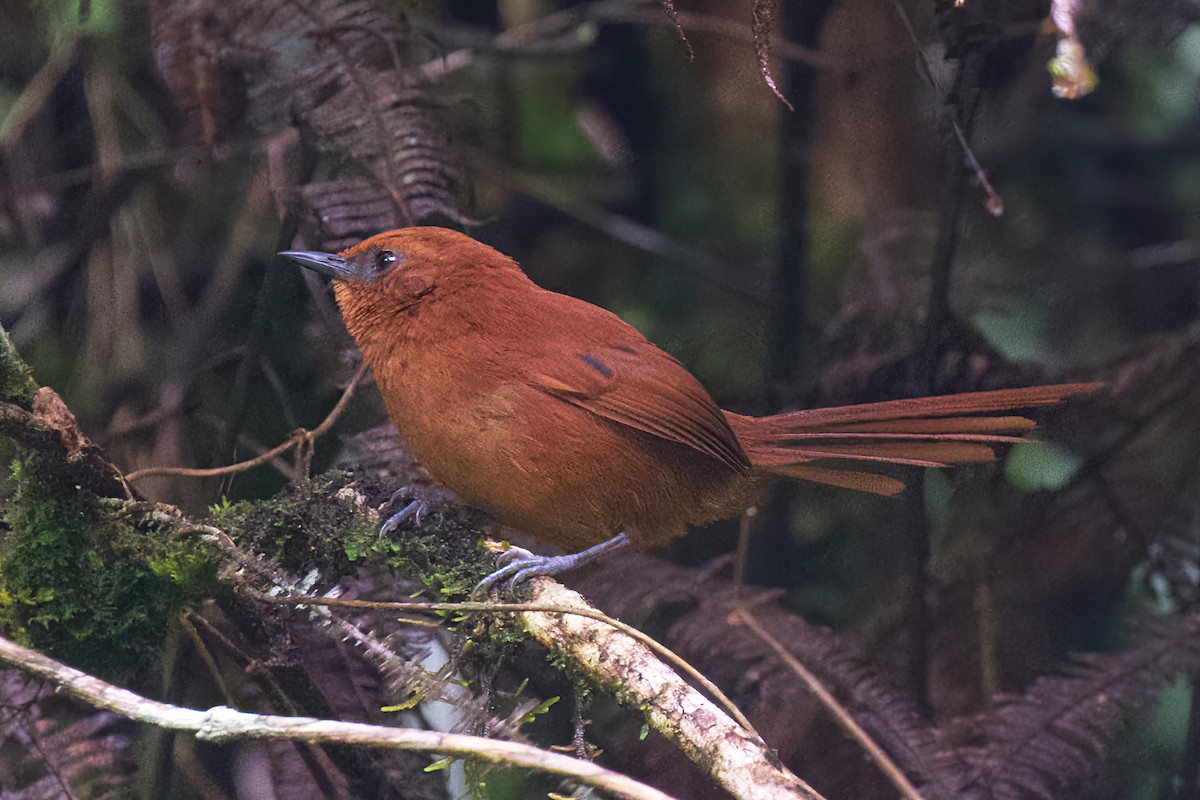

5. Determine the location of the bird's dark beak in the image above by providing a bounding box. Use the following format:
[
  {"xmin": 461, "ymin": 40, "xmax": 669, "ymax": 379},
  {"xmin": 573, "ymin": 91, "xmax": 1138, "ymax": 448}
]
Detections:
[{"xmin": 278, "ymin": 250, "xmax": 353, "ymax": 280}]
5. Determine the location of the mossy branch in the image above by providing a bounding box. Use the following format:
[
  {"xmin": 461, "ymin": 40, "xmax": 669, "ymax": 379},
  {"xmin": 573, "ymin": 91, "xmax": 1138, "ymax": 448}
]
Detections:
[
  {"xmin": 0, "ymin": 393, "xmax": 130, "ymax": 499},
  {"xmin": 0, "ymin": 324, "xmax": 37, "ymax": 408},
  {"xmin": 0, "ymin": 325, "xmax": 204, "ymax": 676}
]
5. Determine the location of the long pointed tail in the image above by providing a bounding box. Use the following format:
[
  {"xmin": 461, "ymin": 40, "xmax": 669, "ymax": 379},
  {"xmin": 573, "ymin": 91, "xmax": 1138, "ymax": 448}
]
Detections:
[{"xmin": 726, "ymin": 383, "xmax": 1102, "ymax": 496}]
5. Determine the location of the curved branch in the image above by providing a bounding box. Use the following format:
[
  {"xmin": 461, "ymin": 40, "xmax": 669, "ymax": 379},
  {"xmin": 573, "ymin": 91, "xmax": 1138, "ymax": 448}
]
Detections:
[
  {"xmin": 0, "ymin": 634, "xmax": 678, "ymax": 800},
  {"xmin": 125, "ymin": 363, "xmax": 368, "ymax": 482}
]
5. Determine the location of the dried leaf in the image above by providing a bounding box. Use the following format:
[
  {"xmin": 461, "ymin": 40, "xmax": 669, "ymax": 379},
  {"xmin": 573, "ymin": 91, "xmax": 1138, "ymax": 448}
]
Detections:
[{"xmin": 1049, "ymin": 0, "xmax": 1097, "ymax": 99}]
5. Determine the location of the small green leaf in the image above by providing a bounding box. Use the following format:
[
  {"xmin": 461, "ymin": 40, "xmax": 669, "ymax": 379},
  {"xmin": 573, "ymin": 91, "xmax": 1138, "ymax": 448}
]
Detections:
[
  {"xmin": 424, "ymin": 757, "xmax": 455, "ymax": 773},
  {"xmin": 521, "ymin": 695, "xmax": 559, "ymax": 724},
  {"xmin": 381, "ymin": 692, "xmax": 421, "ymax": 712}
]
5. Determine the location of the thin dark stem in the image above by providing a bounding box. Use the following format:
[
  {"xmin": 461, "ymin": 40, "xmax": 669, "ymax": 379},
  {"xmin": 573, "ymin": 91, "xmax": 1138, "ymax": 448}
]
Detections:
[
  {"xmin": 910, "ymin": 2, "xmax": 989, "ymax": 716},
  {"xmin": 147, "ymin": 628, "xmax": 187, "ymax": 800},
  {"xmin": 214, "ymin": 241, "xmax": 287, "ymax": 465},
  {"xmin": 767, "ymin": 0, "xmax": 832, "ymax": 395},
  {"xmin": 184, "ymin": 612, "xmax": 350, "ymax": 798},
  {"xmin": 884, "ymin": 0, "xmax": 989, "ymax": 389},
  {"xmin": 752, "ymin": 0, "xmax": 836, "ymax": 586},
  {"xmin": 1174, "ymin": 660, "xmax": 1200, "ymax": 796},
  {"xmin": 215, "ymin": 152, "xmax": 317, "ymax": 465},
  {"xmin": 912, "ymin": 51, "xmax": 985, "ymax": 703},
  {"xmin": 891, "ymin": 0, "xmax": 988, "ymax": 713},
  {"xmin": 917, "ymin": 100, "xmax": 974, "ymax": 389},
  {"xmin": 903, "ymin": 481, "xmax": 931, "ymax": 715}
]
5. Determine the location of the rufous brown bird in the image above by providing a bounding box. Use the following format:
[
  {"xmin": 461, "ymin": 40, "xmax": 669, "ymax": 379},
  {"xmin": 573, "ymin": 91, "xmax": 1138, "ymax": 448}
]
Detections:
[{"xmin": 281, "ymin": 228, "xmax": 1099, "ymax": 587}]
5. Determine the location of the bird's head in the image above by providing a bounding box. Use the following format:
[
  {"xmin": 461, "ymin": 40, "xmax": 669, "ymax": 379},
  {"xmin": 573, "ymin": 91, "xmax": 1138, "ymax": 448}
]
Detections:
[{"xmin": 279, "ymin": 227, "xmax": 525, "ymax": 343}]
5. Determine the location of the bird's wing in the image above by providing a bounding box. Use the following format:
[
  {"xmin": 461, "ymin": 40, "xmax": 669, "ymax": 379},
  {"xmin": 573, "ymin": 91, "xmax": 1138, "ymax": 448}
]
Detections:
[{"xmin": 528, "ymin": 344, "xmax": 751, "ymax": 474}]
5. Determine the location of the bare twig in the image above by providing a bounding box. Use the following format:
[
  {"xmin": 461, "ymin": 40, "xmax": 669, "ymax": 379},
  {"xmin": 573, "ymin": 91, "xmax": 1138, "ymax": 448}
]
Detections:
[
  {"xmin": 733, "ymin": 506, "xmax": 756, "ymax": 593},
  {"xmin": 0, "ymin": 635, "xmax": 679, "ymax": 800},
  {"xmin": 504, "ymin": 0, "xmax": 841, "ymax": 70},
  {"xmin": 125, "ymin": 364, "xmax": 368, "ymax": 482},
  {"xmin": 425, "ymin": 3, "xmax": 844, "ymax": 81},
  {"xmin": 753, "ymin": 0, "xmax": 796, "ymax": 110},
  {"xmin": 194, "ymin": 413, "xmax": 299, "ymax": 481},
  {"xmin": 948, "ymin": 116, "xmax": 1003, "ymax": 217},
  {"xmin": 605, "ymin": 2, "xmax": 841, "ymax": 71},
  {"xmin": 656, "ymin": 0, "xmax": 695, "ymax": 60},
  {"xmin": 125, "ymin": 426, "xmax": 289, "ymax": 481},
  {"xmin": 178, "ymin": 613, "xmax": 238, "ymax": 708},
  {"xmin": 99, "ymin": 348, "xmax": 245, "ymax": 441},
  {"xmin": 733, "ymin": 608, "xmax": 926, "ymax": 800}
]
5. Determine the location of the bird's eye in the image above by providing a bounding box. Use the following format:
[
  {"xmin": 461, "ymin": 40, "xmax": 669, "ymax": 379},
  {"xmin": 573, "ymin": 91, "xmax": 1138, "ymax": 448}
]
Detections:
[{"xmin": 374, "ymin": 250, "xmax": 401, "ymax": 272}]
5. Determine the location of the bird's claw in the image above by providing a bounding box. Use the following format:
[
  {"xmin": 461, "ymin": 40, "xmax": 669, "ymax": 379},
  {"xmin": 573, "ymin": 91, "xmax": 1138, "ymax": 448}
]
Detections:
[
  {"xmin": 379, "ymin": 486, "xmax": 460, "ymax": 536},
  {"xmin": 474, "ymin": 549, "xmax": 570, "ymax": 595},
  {"xmin": 380, "ymin": 499, "xmax": 422, "ymax": 536},
  {"xmin": 494, "ymin": 545, "xmax": 536, "ymax": 567},
  {"xmin": 474, "ymin": 532, "xmax": 632, "ymax": 596}
]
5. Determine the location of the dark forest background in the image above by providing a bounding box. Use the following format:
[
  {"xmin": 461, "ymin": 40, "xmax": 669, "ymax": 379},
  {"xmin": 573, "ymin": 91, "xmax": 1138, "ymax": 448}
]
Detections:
[{"xmin": 2, "ymin": 0, "xmax": 1200, "ymax": 798}]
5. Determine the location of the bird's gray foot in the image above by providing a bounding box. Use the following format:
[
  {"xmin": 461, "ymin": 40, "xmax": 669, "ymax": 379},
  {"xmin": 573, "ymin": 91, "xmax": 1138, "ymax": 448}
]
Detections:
[
  {"xmin": 379, "ymin": 486, "xmax": 461, "ymax": 536},
  {"xmin": 475, "ymin": 532, "xmax": 631, "ymax": 594}
]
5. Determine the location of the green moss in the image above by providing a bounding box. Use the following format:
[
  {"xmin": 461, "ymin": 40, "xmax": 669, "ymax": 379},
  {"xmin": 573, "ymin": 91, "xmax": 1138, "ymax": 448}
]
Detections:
[
  {"xmin": 209, "ymin": 470, "xmax": 385, "ymax": 579},
  {"xmin": 205, "ymin": 471, "xmax": 528, "ymax": 672},
  {"xmin": 0, "ymin": 454, "xmax": 221, "ymax": 678},
  {"xmin": 0, "ymin": 325, "xmax": 36, "ymax": 408},
  {"xmin": 0, "ymin": 460, "xmax": 502, "ymax": 677},
  {"xmin": 210, "ymin": 470, "xmax": 492, "ymax": 599},
  {"xmin": 343, "ymin": 507, "xmax": 487, "ymax": 599}
]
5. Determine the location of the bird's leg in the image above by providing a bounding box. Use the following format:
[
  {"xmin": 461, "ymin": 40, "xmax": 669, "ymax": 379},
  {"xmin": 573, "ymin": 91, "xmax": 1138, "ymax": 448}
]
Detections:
[
  {"xmin": 475, "ymin": 532, "xmax": 631, "ymax": 594},
  {"xmin": 380, "ymin": 484, "xmax": 463, "ymax": 536}
]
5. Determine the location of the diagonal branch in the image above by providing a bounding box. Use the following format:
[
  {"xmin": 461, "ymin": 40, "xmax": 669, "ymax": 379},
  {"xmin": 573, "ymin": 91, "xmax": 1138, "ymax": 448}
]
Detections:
[
  {"xmin": 734, "ymin": 608, "xmax": 926, "ymax": 800},
  {"xmin": 519, "ymin": 579, "xmax": 826, "ymax": 800}
]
